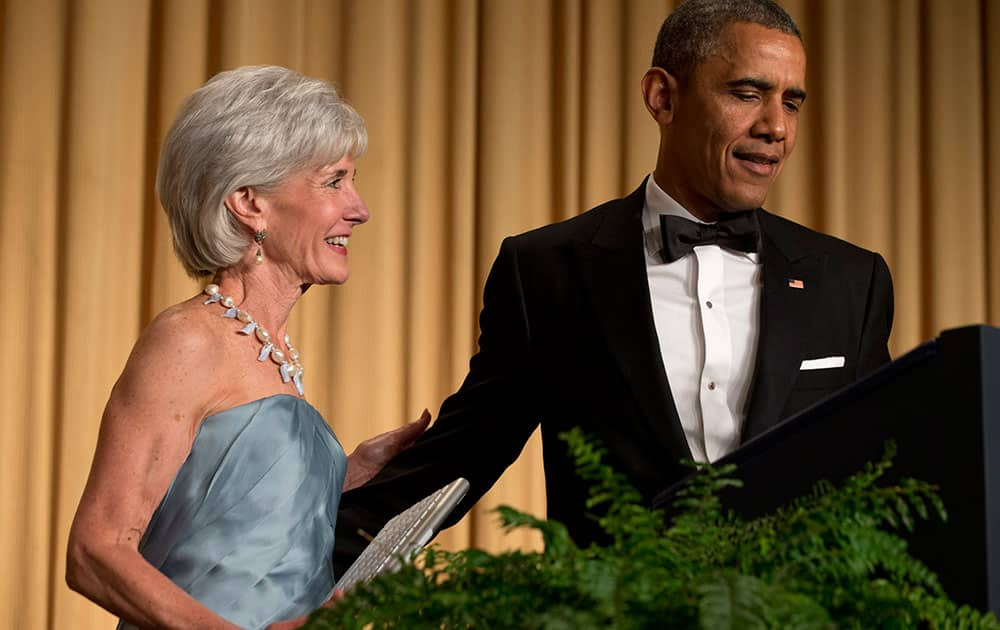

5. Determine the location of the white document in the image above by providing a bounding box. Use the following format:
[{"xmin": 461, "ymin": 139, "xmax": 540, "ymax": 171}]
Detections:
[{"xmin": 335, "ymin": 478, "xmax": 470, "ymax": 592}]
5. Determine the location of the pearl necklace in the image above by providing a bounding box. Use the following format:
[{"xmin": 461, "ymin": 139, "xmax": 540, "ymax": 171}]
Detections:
[{"xmin": 203, "ymin": 283, "xmax": 305, "ymax": 396}]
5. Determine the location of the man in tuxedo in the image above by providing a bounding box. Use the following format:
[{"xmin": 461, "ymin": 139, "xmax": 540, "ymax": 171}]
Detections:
[{"xmin": 334, "ymin": 0, "xmax": 892, "ymax": 572}]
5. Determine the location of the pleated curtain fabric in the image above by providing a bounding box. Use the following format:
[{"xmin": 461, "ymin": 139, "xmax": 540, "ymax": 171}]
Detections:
[{"xmin": 0, "ymin": 1, "xmax": 996, "ymax": 627}]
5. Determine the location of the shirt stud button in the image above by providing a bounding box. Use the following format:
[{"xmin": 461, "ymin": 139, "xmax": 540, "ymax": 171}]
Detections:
[
  {"xmin": 707, "ymin": 381, "xmax": 717, "ymax": 391},
  {"xmin": 706, "ymin": 300, "xmax": 713, "ymax": 309}
]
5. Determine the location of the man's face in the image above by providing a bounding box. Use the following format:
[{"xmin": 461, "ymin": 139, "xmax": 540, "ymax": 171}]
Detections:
[{"xmin": 663, "ymin": 22, "xmax": 806, "ymax": 219}]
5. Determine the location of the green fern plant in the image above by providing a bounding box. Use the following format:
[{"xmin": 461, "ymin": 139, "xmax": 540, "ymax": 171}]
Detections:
[{"xmin": 307, "ymin": 430, "xmax": 998, "ymax": 629}]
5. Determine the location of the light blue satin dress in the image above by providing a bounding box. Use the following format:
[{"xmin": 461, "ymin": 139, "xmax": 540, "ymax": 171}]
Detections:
[{"xmin": 119, "ymin": 395, "xmax": 347, "ymax": 629}]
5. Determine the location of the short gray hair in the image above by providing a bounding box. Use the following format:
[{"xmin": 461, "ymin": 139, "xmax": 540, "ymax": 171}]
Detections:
[
  {"xmin": 157, "ymin": 65, "xmax": 368, "ymax": 277},
  {"xmin": 651, "ymin": 0, "xmax": 802, "ymax": 82}
]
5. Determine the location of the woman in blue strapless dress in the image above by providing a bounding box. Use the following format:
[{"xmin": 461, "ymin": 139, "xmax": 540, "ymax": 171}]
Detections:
[{"xmin": 65, "ymin": 66, "xmax": 428, "ymax": 629}]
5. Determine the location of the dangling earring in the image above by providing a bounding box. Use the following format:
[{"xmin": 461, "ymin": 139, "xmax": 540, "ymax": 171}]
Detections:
[{"xmin": 254, "ymin": 230, "xmax": 267, "ymax": 264}]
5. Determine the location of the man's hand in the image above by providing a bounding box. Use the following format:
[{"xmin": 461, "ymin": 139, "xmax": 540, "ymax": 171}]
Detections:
[{"xmin": 343, "ymin": 410, "xmax": 431, "ymax": 491}]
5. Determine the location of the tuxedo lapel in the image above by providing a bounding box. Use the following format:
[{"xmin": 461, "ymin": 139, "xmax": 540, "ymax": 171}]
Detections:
[
  {"xmin": 742, "ymin": 210, "xmax": 824, "ymax": 441},
  {"xmin": 573, "ymin": 184, "xmax": 692, "ymax": 464}
]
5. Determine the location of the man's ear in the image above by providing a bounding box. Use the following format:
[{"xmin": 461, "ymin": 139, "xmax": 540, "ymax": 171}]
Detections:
[
  {"xmin": 641, "ymin": 67, "xmax": 679, "ymax": 126},
  {"xmin": 224, "ymin": 186, "xmax": 265, "ymax": 232}
]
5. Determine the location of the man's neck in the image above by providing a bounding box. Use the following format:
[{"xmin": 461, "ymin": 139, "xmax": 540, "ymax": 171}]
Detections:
[
  {"xmin": 646, "ymin": 173, "xmax": 709, "ymax": 224},
  {"xmin": 649, "ymin": 168, "xmax": 724, "ymax": 223}
]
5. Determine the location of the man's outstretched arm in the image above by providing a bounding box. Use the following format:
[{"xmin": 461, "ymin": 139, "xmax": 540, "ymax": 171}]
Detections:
[{"xmin": 333, "ymin": 238, "xmax": 543, "ymax": 576}]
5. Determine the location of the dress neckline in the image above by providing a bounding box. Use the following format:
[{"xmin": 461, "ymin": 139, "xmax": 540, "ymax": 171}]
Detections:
[{"xmin": 204, "ymin": 393, "xmax": 323, "ymax": 422}]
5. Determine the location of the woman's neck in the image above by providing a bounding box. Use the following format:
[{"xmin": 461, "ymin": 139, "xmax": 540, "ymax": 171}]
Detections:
[{"xmin": 211, "ymin": 264, "xmax": 303, "ymax": 347}]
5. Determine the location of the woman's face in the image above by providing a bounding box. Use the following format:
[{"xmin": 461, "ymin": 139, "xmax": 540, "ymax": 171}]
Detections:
[{"xmin": 259, "ymin": 156, "xmax": 369, "ymax": 286}]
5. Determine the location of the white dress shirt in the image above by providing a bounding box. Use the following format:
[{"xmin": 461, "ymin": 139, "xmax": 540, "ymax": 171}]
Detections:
[{"xmin": 642, "ymin": 175, "xmax": 762, "ymax": 462}]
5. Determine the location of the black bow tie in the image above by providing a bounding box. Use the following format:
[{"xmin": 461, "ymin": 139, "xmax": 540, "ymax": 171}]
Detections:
[{"xmin": 659, "ymin": 211, "xmax": 761, "ymax": 263}]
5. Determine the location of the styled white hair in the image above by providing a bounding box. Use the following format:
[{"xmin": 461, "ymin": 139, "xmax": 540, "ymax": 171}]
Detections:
[{"xmin": 156, "ymin": 65, "xmax": 368, "ymax": 277}]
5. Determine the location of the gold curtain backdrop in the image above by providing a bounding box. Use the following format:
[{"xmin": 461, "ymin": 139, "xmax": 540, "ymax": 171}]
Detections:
[{"xmin": 0, "ymin": 0, "xmax": 996, "ymax": 627}]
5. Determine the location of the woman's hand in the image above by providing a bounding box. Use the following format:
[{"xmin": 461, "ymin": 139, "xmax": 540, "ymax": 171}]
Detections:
[
  {"xmin": 343, "ymin": 410, "xmax": 431, "ymax": 491},
  {"xmin": 266, "ymin": 615, "xmax": 310, "ymax": 630},
  {"xmin": 266, "ymin": 589, "xmax": 344, "ymax": 629}
]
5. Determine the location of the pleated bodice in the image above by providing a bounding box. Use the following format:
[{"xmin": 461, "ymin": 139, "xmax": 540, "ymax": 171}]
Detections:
[{"xmin": 119, "ymin": 394, "xmax": 346, "ymax": 629}]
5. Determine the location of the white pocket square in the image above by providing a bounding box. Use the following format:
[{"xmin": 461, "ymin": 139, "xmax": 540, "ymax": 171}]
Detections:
[{"xmin": 800, "ymin": 356, "xmax": 845, "ymax": 370}]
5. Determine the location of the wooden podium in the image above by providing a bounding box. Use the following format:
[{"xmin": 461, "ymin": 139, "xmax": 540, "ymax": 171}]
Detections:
[{"xmin": 654, "ymin": 325, "xmax": 1000, "ymax": 614}]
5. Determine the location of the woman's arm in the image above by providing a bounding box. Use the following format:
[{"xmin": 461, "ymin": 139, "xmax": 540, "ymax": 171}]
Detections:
[{"xmin": 66, "ymin": 308, "xmax": 239, "ymax": 630}]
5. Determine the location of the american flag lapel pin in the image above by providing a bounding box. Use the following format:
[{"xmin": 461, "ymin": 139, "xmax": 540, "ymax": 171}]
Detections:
[{"xmin": 788, "ymin": 278, "xmax": 805, "ymax": 289}]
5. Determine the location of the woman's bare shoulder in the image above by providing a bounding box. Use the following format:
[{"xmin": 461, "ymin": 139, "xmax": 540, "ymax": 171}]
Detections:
[
  {"xmin": 140, "ymin": 298, "xmax": 228, "ymax": 355},
  {"xmin": 113, "ymin": 297, "xmax": 234, "ymax": 414}
]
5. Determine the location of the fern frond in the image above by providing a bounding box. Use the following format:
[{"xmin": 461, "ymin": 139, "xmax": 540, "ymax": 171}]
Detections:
[{"xmin": 308, "ymin": 435, "xmax": 986, "ymax": 630}]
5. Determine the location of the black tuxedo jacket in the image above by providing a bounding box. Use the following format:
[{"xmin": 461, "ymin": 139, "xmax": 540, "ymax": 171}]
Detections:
[{"xmin": 333, "ymin": 182, "xmax": 893, "ymax": 574}]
